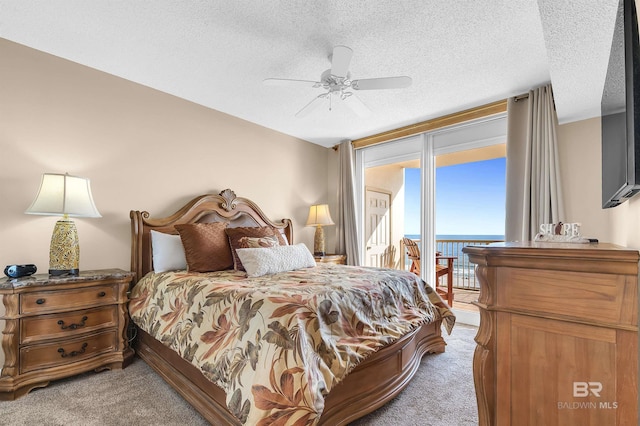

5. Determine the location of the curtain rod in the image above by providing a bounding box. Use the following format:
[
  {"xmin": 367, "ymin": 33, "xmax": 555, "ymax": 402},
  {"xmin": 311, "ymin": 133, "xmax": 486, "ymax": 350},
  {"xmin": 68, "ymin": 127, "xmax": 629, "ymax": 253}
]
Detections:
[
  {"xmin": 351, "ymin": 99, "xmax": 508, "ymax": 149},
  {"xmin": 514, "ymin": 93, "xmax": 530, "ymax": 102}
]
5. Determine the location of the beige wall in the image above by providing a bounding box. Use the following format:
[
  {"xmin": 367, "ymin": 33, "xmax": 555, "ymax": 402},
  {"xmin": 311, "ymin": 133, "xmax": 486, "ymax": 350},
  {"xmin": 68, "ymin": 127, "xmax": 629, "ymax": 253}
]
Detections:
[
  {"xmin": 558, "ymin": 117, "xmax": 640, "ymax": 250},
  {"xmin": 0, "ymin": 39, "xmax": 330, "ymax": 272}
]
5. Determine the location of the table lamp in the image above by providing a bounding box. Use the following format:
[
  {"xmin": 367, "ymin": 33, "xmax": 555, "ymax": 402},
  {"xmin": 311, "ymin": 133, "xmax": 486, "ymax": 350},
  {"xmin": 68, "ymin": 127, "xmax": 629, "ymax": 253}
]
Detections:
[
  {"xmin": 25, "ymin": 173, "xmax": 101, "ymax": 276},
  {"xmin": 306, "ymin": 204, "xmax": 334, "ymax": 256}
]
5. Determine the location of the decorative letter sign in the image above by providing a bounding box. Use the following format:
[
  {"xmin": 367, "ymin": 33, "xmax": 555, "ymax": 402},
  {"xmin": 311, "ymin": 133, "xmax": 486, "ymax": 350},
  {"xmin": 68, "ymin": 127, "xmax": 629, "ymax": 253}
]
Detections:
[{"xmin": 534, "ymin": 222, "xmax": 589, "ymax": 243}]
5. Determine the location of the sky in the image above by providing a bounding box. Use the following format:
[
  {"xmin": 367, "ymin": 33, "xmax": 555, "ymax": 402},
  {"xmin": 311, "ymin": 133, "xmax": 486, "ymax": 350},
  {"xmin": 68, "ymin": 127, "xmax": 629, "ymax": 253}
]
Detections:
[{"xmin": 404, "ymin": 157, "xmax": 506, "ymax": 236}]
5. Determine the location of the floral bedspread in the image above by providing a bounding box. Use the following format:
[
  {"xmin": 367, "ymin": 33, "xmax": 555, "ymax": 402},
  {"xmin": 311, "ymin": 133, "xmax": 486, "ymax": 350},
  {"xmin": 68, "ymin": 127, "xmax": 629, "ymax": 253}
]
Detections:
[{"xmin": 129, "ymin": 264, "xmax": 455, "ymax": 425}]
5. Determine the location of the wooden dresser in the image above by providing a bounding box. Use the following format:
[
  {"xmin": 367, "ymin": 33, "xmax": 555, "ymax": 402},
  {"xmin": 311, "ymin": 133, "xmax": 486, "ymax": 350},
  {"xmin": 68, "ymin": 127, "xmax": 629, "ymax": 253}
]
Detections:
[
  {"xmin": 463, "ymin": 242, "xmax": 639, "ymax": 426},
  {"xmin": 0, "ymin": 269, "xmax": 134, "ymax": 400}
]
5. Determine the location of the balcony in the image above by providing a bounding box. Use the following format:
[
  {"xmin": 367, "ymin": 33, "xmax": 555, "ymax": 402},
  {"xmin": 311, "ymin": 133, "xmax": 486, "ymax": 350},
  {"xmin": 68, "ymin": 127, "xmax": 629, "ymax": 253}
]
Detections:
[{"xmin": 399, "ymin": 238, "xmax": 503, "ymax": 312}]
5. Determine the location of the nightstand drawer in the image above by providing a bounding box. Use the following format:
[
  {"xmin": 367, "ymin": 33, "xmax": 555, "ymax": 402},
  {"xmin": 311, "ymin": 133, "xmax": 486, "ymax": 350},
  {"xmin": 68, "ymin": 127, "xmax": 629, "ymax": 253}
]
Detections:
[
  {"xmin": 20, "ymin": 330, "xmax": 118, "ymax": 374},
  {"xmin": 21, "ymin": 306, "xmax": 118, "ymax": 344},
  {"xmin": 21, "ymin": 285, "xmax": 117, "ymax": 314}
]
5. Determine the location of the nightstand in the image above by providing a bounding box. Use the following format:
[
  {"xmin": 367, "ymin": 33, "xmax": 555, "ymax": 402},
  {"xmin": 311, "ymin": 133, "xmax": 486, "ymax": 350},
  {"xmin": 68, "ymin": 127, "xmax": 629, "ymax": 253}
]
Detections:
[
  {"xmin": 314, "ymin": 254, "xmax": 347, "ymax": 265},
  {"xmin": 0, "ymin": 269, "xmax": 134, "ymax": 400}
]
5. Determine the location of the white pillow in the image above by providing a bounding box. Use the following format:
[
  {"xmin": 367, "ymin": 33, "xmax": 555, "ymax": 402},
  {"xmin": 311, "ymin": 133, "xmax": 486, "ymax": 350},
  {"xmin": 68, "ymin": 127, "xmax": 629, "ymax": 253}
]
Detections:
[
  {"xmin": 236, "ymin": 243, "xmax": 316, "ymax": 277},
  {"xmin": 151, "ymin": 230, "xmax": 187, "ymax": 273},
  {"xmin": 280, "ymin": 232, "xmax": 289, "ymax": 245}
]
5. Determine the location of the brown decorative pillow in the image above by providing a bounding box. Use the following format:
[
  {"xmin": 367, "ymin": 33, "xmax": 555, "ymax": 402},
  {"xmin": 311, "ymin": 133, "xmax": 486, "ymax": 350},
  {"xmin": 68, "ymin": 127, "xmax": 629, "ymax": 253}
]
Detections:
[
  {"xmin": 226, "ymin": 226, "xmax": 286, "ymax": 271},
  {"xmin": 175, "ymin": 222, "xmax": 233, "ymax": 272}
]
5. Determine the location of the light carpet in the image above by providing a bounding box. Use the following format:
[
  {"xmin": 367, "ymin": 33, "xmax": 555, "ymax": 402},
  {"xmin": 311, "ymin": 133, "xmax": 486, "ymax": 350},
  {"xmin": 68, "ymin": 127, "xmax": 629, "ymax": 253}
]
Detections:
[{"xmin": 0, "ymin": 324, "xmax": 478, "ymax": 426}]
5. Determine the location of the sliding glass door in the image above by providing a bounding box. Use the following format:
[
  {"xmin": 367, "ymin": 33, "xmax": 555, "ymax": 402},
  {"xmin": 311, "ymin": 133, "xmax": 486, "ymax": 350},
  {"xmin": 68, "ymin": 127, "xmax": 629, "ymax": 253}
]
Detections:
[
  {"xmin": 355, "ymin": 114, "xmax": 507, "ymax": 287},
  {"xmin": 355, "ymin": 134, "xmax": 437, "ymax": 283}
]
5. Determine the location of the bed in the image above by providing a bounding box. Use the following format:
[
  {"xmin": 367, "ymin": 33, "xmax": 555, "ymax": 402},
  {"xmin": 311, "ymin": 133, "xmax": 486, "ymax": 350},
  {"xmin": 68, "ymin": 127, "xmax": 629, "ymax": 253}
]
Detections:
[{"xmin": 129, "ymin": 189, "xmax": 454, "ymax": 425}]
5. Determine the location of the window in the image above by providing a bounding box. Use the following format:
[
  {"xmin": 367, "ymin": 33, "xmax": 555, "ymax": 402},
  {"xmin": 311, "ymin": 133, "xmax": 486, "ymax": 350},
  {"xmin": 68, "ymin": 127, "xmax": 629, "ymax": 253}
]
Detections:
[{"xmin": 356, "ymin": 114, "xmax": 507, "ymax": 285}]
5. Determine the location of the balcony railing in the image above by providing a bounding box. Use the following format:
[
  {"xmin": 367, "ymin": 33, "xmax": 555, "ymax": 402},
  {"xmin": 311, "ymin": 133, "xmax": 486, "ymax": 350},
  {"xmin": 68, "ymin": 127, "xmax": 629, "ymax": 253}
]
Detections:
[{"xmin": 400, "ymin": 238, "xmax": 503, "ymax": 290}]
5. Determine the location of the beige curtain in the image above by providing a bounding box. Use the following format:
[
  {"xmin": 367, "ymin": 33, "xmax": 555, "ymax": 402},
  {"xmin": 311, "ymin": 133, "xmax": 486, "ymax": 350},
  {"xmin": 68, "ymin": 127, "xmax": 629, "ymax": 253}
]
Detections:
[
  {"xmin": 505, "ymin": 84, "xmax": 565, "ymax": 241},
  {"xmin": 336, "ymin": 140, "xmax": 361, "ymax": 265}
]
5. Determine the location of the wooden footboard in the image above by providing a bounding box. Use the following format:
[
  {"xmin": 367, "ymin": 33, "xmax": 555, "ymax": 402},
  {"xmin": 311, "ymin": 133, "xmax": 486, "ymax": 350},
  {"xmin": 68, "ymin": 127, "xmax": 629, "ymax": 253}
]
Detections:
[
  {"xmin": 134, "ymin": 320, "xmax": 445, "ymax": 425},
  {"xmin": 321, "ymin": 320, "xmax": 445, "ymax": 425}
]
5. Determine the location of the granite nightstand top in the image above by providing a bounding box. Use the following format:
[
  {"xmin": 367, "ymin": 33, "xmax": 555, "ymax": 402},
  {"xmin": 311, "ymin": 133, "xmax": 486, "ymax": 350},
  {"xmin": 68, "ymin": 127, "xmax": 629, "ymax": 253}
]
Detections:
[{"xmin": 0, "ymin": 269, "xmax": 133, "ymax": 290}]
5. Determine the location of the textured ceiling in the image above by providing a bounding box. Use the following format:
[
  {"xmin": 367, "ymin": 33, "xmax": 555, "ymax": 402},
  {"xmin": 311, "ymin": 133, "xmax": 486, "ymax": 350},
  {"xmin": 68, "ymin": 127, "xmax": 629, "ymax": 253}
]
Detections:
[{"xmin": 0, "ymin": 1, "xmax": 620, "ymax": 147}]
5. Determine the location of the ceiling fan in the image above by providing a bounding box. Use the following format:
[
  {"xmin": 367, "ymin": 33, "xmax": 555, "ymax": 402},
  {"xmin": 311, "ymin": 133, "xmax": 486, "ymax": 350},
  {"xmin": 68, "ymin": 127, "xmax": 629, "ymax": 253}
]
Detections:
[{"xmin": 263, "ymin": 45, "xmax": 412, "ymax": 118}]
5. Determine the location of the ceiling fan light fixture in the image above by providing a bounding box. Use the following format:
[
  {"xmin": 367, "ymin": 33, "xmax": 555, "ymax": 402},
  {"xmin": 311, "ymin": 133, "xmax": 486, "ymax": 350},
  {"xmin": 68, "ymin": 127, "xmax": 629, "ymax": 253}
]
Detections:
[
  {"xmin": 340, "ymin": 91, "xmax": 353, "ymax": 100},
  {"xmin": 265, "ymin": 45, "xmax": 411, "ymax": 117}
]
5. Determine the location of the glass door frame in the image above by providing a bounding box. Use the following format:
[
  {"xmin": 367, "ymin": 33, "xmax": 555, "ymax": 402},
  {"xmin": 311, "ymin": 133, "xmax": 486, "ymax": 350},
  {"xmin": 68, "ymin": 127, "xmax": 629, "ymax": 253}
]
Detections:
[
  {"xmin": 354, "ymin": 113, "xmax": 507, "ymax": 286},
  {"xmin": 355, "ymin": 134, "xmax": 437, "ymax": 284}
]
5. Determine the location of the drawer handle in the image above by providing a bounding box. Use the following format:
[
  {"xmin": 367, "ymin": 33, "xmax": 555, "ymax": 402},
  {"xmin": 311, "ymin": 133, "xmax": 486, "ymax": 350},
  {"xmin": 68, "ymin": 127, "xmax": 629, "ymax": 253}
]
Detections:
[
  {"xmin": 57, "ymin": 316, "xmax": 88, "ymax": 330},
  {"xmin": 36, "ymin": 298, "xmax": 46, "ymax": 305},
  {"xmin": 58, "ymin": 343, "xmax": 88, "ymax": 358},
  {"xmin": 98, "ymin": 291, "xmax": 106, "ymax": 297}
]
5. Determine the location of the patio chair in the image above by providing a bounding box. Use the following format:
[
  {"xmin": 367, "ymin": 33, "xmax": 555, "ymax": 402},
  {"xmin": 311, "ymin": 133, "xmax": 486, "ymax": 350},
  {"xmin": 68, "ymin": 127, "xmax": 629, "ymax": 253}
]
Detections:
[
  {"xmin": 401, "ymin": 237, "xmax": 455, "ymax": 307},
  {"xmin": 381, "ymin": 244, "xmax": 397, "ymax": 269}
]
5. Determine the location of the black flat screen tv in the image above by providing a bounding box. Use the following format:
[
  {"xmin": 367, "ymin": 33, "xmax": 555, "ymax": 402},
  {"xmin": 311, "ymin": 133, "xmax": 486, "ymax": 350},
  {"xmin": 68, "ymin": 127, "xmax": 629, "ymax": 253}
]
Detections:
[{"xmin": 601, "ymin": 0, "xmax": 640, "ymax": 208}]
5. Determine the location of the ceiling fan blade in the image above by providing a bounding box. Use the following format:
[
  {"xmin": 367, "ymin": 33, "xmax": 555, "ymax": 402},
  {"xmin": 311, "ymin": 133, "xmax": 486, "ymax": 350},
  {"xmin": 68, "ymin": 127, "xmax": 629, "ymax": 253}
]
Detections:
[
  {"xmin": 263, "ymin": 78, "xmax": 320, "ymax": 87},
  {"xmin": 295, "ymin": 94, "xmax": 327, "ymax": 118},
  {"xmin": 331, "ymin": 45, "xmax": 353, "ymax": 78},
  {"xmin": 352, "ymin": 76, "xmax": 412, "ymax": 90},
  {"xmin": 342, "ymin": 93, "xmax": 371, "ymax": 117}
]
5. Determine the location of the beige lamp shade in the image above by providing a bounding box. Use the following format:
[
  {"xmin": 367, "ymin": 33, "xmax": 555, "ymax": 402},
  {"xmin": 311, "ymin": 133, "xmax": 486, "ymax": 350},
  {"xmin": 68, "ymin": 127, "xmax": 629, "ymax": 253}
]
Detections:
[
  {"xmin": 25, "ymin": 173, "xmax": 101, "ymax": 217},
  {"xmin": 25, "ymin": 173, "xmax": 101, "ymax": 276},
  {"xmin": 306, "ymin": 204, "xmax": 334, "ymax": 256},
  {"xmin": 305, "ymin": 204, "xmax": 334, "ymax": 227}
]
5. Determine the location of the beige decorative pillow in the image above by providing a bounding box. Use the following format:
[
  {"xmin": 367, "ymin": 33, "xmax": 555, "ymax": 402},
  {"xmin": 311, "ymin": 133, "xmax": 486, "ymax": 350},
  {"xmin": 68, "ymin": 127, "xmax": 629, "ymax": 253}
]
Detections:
[
  {"xmin": 175, "ymin": 222, "xmax": 233, "ymax": 272},
  {"xmin": 236, "ymin": 243, "xmax": 316, "ymax": 277},
  {"xmin": 238, "ymin": 235, "xmax": 280, "ymax": 249},
  {"xmin": 226, "ymin": 226, "xmax": 285, "ymax": 271}
]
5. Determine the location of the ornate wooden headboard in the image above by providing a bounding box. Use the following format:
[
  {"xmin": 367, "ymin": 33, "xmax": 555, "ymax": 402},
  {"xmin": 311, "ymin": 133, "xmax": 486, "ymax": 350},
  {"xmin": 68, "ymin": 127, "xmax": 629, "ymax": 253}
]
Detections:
[{"xmin": 130, "ymin": 188, "xmax": 293, "ymax": 283}]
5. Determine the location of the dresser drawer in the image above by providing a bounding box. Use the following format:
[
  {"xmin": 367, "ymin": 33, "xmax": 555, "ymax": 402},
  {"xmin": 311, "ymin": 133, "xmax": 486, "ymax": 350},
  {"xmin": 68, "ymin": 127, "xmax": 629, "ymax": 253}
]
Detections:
[
  {"xmin": 21, "ymin": 285, "xmax": 117, "ymax": 314},
  {"xmin": 498, "ymin": 268, "xmax": 636, "ymax": 326},
  {"xmin": 21, "ymin": 306, "xmax": 118, "ymax": 344},
  {"xmin": 20, "ymin": 330, "xmax": 117, "ymax": 374}
]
